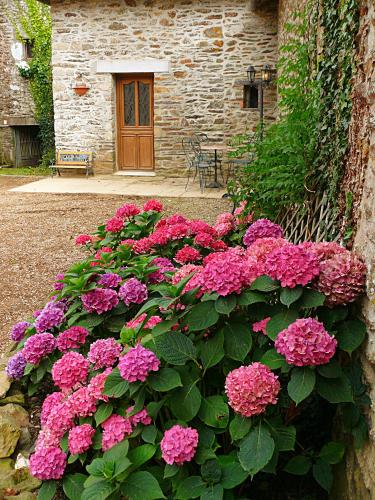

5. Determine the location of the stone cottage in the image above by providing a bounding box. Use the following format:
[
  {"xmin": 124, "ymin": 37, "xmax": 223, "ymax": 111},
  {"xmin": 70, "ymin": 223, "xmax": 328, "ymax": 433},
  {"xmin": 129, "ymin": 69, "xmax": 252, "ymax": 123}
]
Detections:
[
  {"xmin": 39, "ymin": 0, "xmax": 278, "ymax": 175},
  {"xmin": 0, "ymin": 0, "xmax": 41, "ymax": 166}
]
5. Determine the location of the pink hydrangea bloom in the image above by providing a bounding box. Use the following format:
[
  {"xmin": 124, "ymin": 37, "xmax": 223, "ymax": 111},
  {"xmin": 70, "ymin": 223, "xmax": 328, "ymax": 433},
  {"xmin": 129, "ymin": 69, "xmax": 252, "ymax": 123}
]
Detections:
[
  {"xmin": 120, "ymin": 238, "xmax": 136, "ymax": 247},
  {"xmin": 98, "ymin": 273, "xmax": 122, "ymax": 288},
  {"xmin": 88, "ymin": 368, "xmax": 112, "ymax": 402},
  {"xmin": 101, "ymin": 414, "xmax": 132, "ymax": 451},
  {"xmin": 23, "ymin": 333, "xmax": 56, "ymax": 365},
  {"xmin": 57, "ymin": 326, "xmax": 89, "ymax": 352},
  {"xmin": 189, "ymin": 219, "xmax": 216, "ymax": 235},
  {"xmin": 126, "ymin": 313, "xmax": 162, "ymax": 330},
  {"xmin": 216, "ymin": 212, "xmax": 235, "ymax": 226},
  {"xmin": 298, "ymin": 241, "xmax": 347, "ymax": 262},
  {"xmin": 172, "ymin": 264, "xmax": 202, "ymax": 285},
  {"xmin": 118, "ymin": 344, "xmax": 160, "ymax": 382},
  {"xmin": 52, "ymin": 352, "xmax": 89, "ymax": 391},
  {"xmin": 264, "ymin": 244, "xmax": 320, "ymax": 288},
  {"xmin": 75, "ymin": 234, "xmax": 94, "ymax": 245},
  {"xmin": 54, "ymin": 273, "xmax": 65, "ymax": 291},
  {"xmin": 160, "ymin": 425, "xmax": 199, "ymax": 465},
  {"xmin": 143, "ymin": 199, "xmax": 163, "ymax": 212},
  {"xmin": 41, "ymin": 392, "xmax": 64, "ymax": 427},
  {"xmin": 132, "ymin": 237, "xmax": 155, "ymax": 254},
  {"xmin": 165, "ymin": 222, "xmax": 189, "ymax": 240},
  {"xmin": 67, "ymin": 387, "xmax": 97, "ymax": 417},
  {"xmin": 45, "ymin": 401, "xmax": 75, "ymax": 438},
  {"xmin": 68, "ymin": 424, "xmax": 95, "ymax": 456},
  {"xmin": 314, "ymin": 251, "xmax": 366, "ymax": 306},
  {"xmin": 30, "ymin": 446, "xmax": 67, "ymax": 480},
  {"xmin": 148, "ymin": 257, "xmax": 175, "ymax": 283},
  {"xmin": 275, "ymin": 318, "xmax": 337, "ymax": 366},
  {"xmin": 34, "ymin": 429, "xmax": 60, "ymax": 452},
  {"xmin": 214, "ymin": 222, "xmax": 233, "ymax": 237},
  {"xmin": 116, "ymin": 203, "xmax": 141, "ymax": 218},
  {"xmin": 243, "ymin": 219, "xmax": 284, "ymax": 247},
  {"xmin": 105, "ymin": 216, "xmax": 124, "ymax": 233},
  {"xmin": 246, "ymin": 237, "xmax": 288, "ymax": 272},
  {"xmin": 149, "ymin": 229, "xmax": 170, "ymax": 247},
  {"xmin": 82, "ymin": 288, "xmax": 119, "ymax": 314},
  {"xmin": 210, "ymin": 239, "xmax": 228, "ymax": 251},
  {"xmin": 225, "ymin": 362, "xmax": 280, "ymax": 417},
  {"xmin": 253, "ymin": 317, "xmax": 271, "ymax": 335},
  {"xmin": 88, "ymin": 338, "xmax": 122, "ymax": 369},
  {"xmin": 165, "ymin": 214, "xmax": 188, "ymax": 226},
  {"xmin": 119, "ymin": 278, "xmax": 148, "ymax": 306},
  {"xmin": 174, "ymin": 245, "xmax": 202, "ymax": 264},
  {"xmin": 194, "ymin": 232, "xmax": 215, "ymax": 248},
  {"xmin": 127, "ymin": 407, "xmax": 152, "ymax": 427},
  {"xmin": 35, "ymin": 303, "xmax": 65, "ymax": 333}
]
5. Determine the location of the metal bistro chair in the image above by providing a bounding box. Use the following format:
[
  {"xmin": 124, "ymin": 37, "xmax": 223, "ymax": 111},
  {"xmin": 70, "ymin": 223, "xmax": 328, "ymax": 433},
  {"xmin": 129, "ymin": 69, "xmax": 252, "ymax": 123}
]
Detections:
[
  {"xmin": 194, "ymin": 133, "xmax": 224, "ymax": 184},
  {"xmin": 226, "ymin": 133, "xmax": 256, "ymax": 183},
  {"xmin": 183, "ymin": 136, "xmax": 214, "ymax": 192}
]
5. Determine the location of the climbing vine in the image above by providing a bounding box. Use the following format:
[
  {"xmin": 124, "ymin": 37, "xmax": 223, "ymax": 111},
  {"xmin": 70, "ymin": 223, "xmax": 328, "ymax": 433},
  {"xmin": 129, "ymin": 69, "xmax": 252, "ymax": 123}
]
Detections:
[{"xmin": 12, "ymin": 0, "xmax": 55, "ymax": 166}]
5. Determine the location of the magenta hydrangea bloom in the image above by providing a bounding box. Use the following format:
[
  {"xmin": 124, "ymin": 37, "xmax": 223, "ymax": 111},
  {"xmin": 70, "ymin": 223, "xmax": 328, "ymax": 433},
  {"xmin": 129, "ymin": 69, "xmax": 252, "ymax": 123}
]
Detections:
[
  {"xmin": 45, "ymin": 401, "xmax": 75, "ymax": 438},
  {"xmin": 88, "ymin": 338, "xmax": 122, "ymax": 370},
  {"xmin": 246, "ymin": 237, "xmax": 288, "ymax": 272},
  {"xmin": 161, "ymin": 425, "xmax": 199, "ymax": 465},
  {"xmin": 34, "ymin": 429, "xmax": 60, "ymax": 452},
  {"xmin": 35, "ymin": 304, "xmax": 65, "ymax": 333},
  {"xmin": 6, "ymin": 352, "xmax": 27, "ymax": 380},
  {"xmin": 105, "ymin": 216, "xmax": 124, "ymax": 233},
  {"xmin": 126, "ymin": 313, "xmax": 162, "ymax": 330},
  {"xmin": 148, "ymin": 257, "xmax": 175, "ymax": 283},
  {"xmin": 10, "ymin": 321, "xmax": 30, "ymax": 342},
  {"xmin": 172, "ymin": 264, "xmax": 202, "ymax": 285},
  {"xmin": 101, "ymin": 414, "xmax": 133, "ymax": 451},
  {"xmin": 57, "ymin": 326, "xmax": 89, "ymax": 352},
  {"xmin": 98, "ymin": 273, "xmax": 122, "ymax": 288},
  {"xmin": 127, "ymin": 407, "xmax": 152, "ymax": 427},
  {"xmin": 118, "ymin": 344, "xmax": 160, "ymax": 382},
  {"xmin": 264, "ymin": 244, "xmax": 320, "ymax": 288},
  {"xmin": 116, "ymin": 203, "xmax": 141, "ymax": 218},
  {"xmin": 30, "ymin": 446, "xmax": 67, "ymax": 480},
  {"xmin": 174, "ymin": 245, "xmax": 202, "ymax": 264},
  {"xmin": 216, "ymin": 212, "xmax": 235, "ymax": 226},
  {"xmin": 118, "ymin": 278, "xmax": 148, "ymax": 306},
  {"xmin": 82, "ymin": 288, "xmax": 119, "ymax": 315},
  {"xmin": 54, "ymin": 273, "xmax": 65, "ymax": 291},
  {"xmin": 225, "ymin": 363, "xmax": 280, "ymax": 417},
  {"xmin": 243, "ymin": 218, "xmax": 284, "ymax": 247},
  {"xmin": 143, "ymin": 199, "xmax": 163, "ymax": 212},
  {"xmin": 67, "ymin": 387, "xmax": 97, "ymax": 417},
  {"xmin": 23, "ymin": 333, "xmax": 56, "ymax": 365},
  {"xmin": 41, "ymin": 392, "xmax": 64, "ymax": 427},
  {"xmin": 253, "ymin": 317, "xmax": 271, "ymax": 336},
  {"xmin": 88, "ymin": 368, "xmax": 112, "ymax": 402},
  {"xmin": 68, "ymin": 424, "xmax": 95, "ymax": 456},
  {"xmin": 75, "ymin": 234, "xmax": 94, "ymax": 245},
  {"xmin": 214, "ymin": 222, "xmax": 233, "ymax": 238},
  {"xmin": 275, "ymin": 318, "xmax": 337, "ymax": 366},
  {"xmin": 52, "ymin": 352, "xmax": 89, "ymax": 391},
  {"xmin": 314, "ymin": 251, "xmax": 366, "ymax": 306},
  {"xmin": 298, "ymin": 241, "xmax": 347, "ymax": 262}
]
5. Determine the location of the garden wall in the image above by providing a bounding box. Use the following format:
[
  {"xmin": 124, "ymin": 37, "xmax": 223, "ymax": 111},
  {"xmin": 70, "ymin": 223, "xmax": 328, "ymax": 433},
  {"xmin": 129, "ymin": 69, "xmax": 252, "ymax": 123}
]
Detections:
[{"xmin": 49, "ymin": 0, "xmax": 278, "ymax": 175}]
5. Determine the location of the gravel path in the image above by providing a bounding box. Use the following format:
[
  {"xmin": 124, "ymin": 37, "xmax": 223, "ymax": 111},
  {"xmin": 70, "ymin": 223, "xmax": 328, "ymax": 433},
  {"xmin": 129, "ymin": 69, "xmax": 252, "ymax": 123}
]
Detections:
[{"xmin": 0, "ymin": 176, "xmax": 231, "ymax": 353}]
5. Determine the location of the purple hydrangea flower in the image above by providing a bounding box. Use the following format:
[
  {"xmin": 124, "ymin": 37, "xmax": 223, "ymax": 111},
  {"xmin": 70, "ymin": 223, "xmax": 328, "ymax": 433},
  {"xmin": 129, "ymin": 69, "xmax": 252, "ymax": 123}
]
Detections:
[
  {"xmin": 98, "ymin": 273, "xmax": 122, "ymax": 288},
  {"xmin": 54, "ymin": 273, "xmax": 65, "ymax": 291},
  {"xmin": 6, "ymin": 352, "xmax": 27, "ymax": 379},
  {"xmin": 243, "ymin": 219, "xmax": 284, "ymax": 247},
  {"xmin": 23, "ymin": 333, "xmax": 56, "ymax": 365},
  {"xmin": 81, "ymin": 288, "xmax": 119, "ymax": 315},
  {"xmin": 10, "ymin": 321, "xmax": 30, "ymax": 342},
  {"xmin": 149, "ymin": 257, "xmax": 175, "ymax": 284},
  {"xmin": 118, "ymin": 278, "xmax": 148, "ymax": 306},
  {"xmin": 35, "ymin": 304, "xmax": 65, "ymax": 333}
]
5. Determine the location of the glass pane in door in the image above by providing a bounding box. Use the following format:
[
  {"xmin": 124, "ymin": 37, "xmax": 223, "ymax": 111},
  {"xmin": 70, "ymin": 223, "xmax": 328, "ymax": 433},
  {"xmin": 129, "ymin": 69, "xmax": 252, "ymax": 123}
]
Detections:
[
  {"xmin": 138, "ymin": 82, "xmax": 150, "ymax": 126},
  {"xmin": 124, "ymin": 82, "xmax": 135, "ymax": 126}
]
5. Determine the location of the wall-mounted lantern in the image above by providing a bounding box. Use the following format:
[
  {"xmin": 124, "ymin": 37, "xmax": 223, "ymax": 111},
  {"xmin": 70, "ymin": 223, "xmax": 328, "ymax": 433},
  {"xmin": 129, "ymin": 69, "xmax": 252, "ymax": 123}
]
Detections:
[{"xmin": 72, "ymin": 73, "xmax": 91, "ymax": 96}]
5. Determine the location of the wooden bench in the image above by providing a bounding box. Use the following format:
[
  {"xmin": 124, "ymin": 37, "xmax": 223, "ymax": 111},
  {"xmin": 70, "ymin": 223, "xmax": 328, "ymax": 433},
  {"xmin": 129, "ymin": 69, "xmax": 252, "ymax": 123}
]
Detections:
[{"xmin": 50, "ymin": 151, "xmax": 94, "ymax": 178}]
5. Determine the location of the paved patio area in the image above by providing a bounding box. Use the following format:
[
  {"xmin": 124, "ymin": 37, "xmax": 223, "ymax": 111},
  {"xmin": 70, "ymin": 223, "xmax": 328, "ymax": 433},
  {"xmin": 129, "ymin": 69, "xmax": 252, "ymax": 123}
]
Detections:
[{"xmin": 10, "ymin": 175, "xmax": 227, "ymax": 198}]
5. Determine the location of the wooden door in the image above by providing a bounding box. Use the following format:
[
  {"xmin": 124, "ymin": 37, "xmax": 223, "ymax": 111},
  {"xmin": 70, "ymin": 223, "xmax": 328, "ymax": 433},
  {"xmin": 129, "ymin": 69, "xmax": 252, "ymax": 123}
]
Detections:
[{"xmin": 117, "ymin": 75, "xmax": 154, "ymax": 170}]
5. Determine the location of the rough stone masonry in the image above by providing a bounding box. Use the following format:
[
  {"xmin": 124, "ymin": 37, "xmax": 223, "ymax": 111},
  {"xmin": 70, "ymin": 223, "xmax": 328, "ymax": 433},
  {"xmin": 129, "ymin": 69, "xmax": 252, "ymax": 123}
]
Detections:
[{"xmin": 49, "ymin": 0, "xmax": 278, "ymax": 175}]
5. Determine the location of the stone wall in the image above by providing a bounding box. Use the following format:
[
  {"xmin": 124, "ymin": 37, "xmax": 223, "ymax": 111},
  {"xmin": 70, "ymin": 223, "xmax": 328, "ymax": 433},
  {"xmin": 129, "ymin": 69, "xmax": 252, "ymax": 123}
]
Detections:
[
  {"xmin": 50, "ymin": 0, "xmax": 278, "ymax": 175},
  {"xmin": 0, "ymin": 0, "xmax": 35, "ymax": 165}
]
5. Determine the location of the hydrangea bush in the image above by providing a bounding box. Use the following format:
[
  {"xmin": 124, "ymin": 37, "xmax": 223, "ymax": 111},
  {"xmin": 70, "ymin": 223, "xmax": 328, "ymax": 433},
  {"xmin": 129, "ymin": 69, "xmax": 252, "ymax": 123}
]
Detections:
[{"xmin": 7, "ymin": 200, "xmax": 369, "ymax": 500}]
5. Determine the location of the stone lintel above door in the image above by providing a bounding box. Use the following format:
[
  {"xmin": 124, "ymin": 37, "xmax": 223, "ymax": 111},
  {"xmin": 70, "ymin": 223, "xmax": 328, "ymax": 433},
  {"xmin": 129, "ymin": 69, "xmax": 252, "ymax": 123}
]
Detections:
[{"xmin": 96, "ymin": 60, "xmax": 170, "ymax": 74}]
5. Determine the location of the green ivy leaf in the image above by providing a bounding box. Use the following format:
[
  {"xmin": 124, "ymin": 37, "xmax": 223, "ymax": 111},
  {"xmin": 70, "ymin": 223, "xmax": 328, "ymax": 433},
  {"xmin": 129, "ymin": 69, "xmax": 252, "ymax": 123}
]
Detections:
[
  {"xmin": 313, "ymin": 459, "xmax": 333, "ymax": 492},
  {"xmin": 260, "ymin": 348, "xmax": 289, "ymax": 370},
  {"xmin": 120, "ymin": 471, "xmax": 165, "ymax": 499},
  {"xmin": 280, "ymin": 286, "xmax": 303, "ymax": 307},
  {"xmin": 200, "ymin": 330, "xmax": 224, "ymax": 370},
  {"xmin": 237, "ymin": 290, "xmax": 267, "ymax": 306},
  {"xmin": 238, "ymin": 424, "xmax": 275, "ymax": 476},
  {"xmin": 284, "ymin": 456, "xmax": 312, "ymax": 475},
  {"xmin": 336, "ymin": 319, "xmax": 366, "ymax": 354},
  {"xmin": 250, "ymin": 275, "xmax": 280, "ymax": 292},
  {"xmin": 169, "ymin": 382, "xmax": 201, "ymax": 421},
  {"xmin": 198, "ymin": 396, "xmax": 229, "ymax": 428},
  {"xmin": 319, "ymin": 441, "xmax": 345, "ymax": 464},
  {"xmin": 316, "ymin": 374, "xmax": 353, "ymax": 403},
  {"xmin": 223, "ymin": 322, "xmax": 252, "ymax": 361},
  {"xmin": 184, "ymin": 301, "xmax": 219, "ymax": 332},
  {"xmin": 63, "ymin": 474, "xmax": 88, "ymax": 500},
  {"xmin": 287, "ymin": 367, "xmax": 316, "ymax": 405},
  {"xmin": 266, "ymin": 310, "xmax": 299, "ymax": 340},
  {"xmin": 155, "ymin": 331, "xmax": 197, "ymax": 365},
  {"xmin": 229, "ymin": 414, "xmax": 252, "ymax": 441},
  {"xmin": 37, "ymin": 480, "xmax": 57, "ymax": 500},
  {"xmin": 175, "ymin": 476, "xmax": 207, "ymax": 499},
  {"xmin": 215, "ymin": 295, "xmax": 237, "ymax": 315},
  {"xmin": 148, "ymin": 367, "xmax": 182, "ymax": 392},
  {"xmin": 94, "ymin": 403, "xmax": 113, "ymax": 426},
  {"xmin": 103, "ymin": 368, "xmax": 129, "ymax": 398}
]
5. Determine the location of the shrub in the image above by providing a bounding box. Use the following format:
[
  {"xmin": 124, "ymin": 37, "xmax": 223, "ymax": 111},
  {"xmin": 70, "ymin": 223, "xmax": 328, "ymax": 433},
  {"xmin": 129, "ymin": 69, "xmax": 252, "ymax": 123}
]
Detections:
[{"xmin": 8, "ymin": 200, "xmax": 369, "ymax": 499}]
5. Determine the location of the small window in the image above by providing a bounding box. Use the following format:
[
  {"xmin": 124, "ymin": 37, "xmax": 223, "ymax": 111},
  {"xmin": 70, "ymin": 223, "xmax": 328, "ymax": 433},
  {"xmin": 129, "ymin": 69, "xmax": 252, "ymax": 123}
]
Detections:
[
  {"xmin": 22, "ymin": 39, "xmax": 34, "ymax": 59},
  {"xmin": 243, "ymin": 85, "xmax": 258, "ymax": 109}
]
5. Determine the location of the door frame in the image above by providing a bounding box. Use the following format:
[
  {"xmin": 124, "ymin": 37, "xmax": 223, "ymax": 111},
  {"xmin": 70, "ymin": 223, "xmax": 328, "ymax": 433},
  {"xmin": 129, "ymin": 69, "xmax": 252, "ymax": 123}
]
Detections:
[{"xmin": 115, "ymin": 73, "xmax": 155, "ymax": 171}]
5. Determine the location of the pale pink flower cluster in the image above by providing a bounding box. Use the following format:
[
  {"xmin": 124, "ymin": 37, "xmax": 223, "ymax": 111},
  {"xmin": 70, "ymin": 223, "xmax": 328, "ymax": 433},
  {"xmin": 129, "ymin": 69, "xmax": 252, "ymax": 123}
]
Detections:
[
  {"xmin": 101, "ymin": 414, "xmax": 133, "ymax": 451},
  {"xmin": 243, "ymin": 218, "xmax": 284, "ymax": 246},
  {"xmin": 30, "ymin": 446, "xmax": 67, "ymax": 480},
  {"xmin": 314, "ymin": 251, "xmax": 366, "ymax": 306},
  {"xmin": 81, "ymin": 288, "xmax": 119, "ymax": 314},
  {"xmin": 23, "ymin": 333, "xmax": 56, "ymax": 365},
  {"xmin": 88, "ymin": 338, "xmax": 122, "ymax": 369},
  {"xmin": 275, "ymin": 318, "xmax": 337, "ymax": 366},
  {"xmin": 68, "ymin": 424, "xmax": 95, "ymax": 455},
  {"xmin": 118, "ymin": 344, "xmax": 160, "ymax": 382},
  {"xmin": 57, "ymin": 326, "xmax": 89, "ymax": 352},
  {"xmin": 172, "ymin": 264, "xmax": 202, "ymax": 285},
  {"xmin": 160, "ymin": 425, "xmax": 199, "ymax": 465},
  {"xmin": 216, "ymin": 212, "xmax": 235, "ymax": 226},
  {"xmin": 105, "ymin": 216, "xmax": 124, "ymax": 233},
  {"xmin": 174, "ymin": 245, "xmax": 202, "ymax": 264},
  {"xmin": 246, "ymin": 237, "xmax": 288, "ymax": 274},
  {"xmin": 264, "ymin": 244, "xmax": 320, "ymax": 288},
  {"xmin": 253, "ymin": 317, "xmax": 271, "ymax": 335},
  {"xmin": 126, "ymin": 313, "xmax": 162, "ymax": 330},
  {"xmin": 225, "ymin": 362, "xmax": 280, "ymax": 417},
  {"xmin": 52, "ymin": 352, "xmax": 89, "ymax": 391}
]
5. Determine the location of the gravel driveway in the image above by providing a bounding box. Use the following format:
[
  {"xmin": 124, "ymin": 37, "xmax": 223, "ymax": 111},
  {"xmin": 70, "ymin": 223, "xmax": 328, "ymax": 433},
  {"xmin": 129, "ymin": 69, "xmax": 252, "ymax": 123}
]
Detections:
[{"xmin": 0, "ymin": 176, "xmax": 231, "ymax": 353}]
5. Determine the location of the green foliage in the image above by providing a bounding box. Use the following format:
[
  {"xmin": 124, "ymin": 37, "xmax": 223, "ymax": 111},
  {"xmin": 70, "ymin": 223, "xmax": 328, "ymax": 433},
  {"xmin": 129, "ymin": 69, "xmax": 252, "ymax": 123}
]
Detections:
[{"xmin": 11, "ymin": 0, "xmax": 54, "ymax": 166}]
